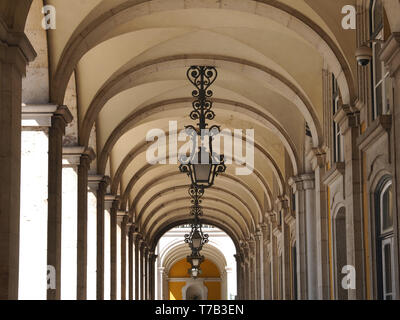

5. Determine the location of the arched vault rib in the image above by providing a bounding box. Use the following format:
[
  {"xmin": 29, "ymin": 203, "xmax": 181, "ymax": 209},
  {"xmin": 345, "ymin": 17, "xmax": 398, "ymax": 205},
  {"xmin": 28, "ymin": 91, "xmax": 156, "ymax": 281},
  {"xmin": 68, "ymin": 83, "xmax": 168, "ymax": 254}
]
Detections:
[
  {"xmin": 104, "ymin": 102, "xmax": 286, "ymax": 195},
  {"xmin": 146, "ymin": 206, "xmax": 246, "ymax": 241},
  {"xmin": 80, "ymin": 56, "xmax": 320, "ymax": 154},
  {"xmin": 139, "ymin": 196, "xmax": 252, "ymax": 237},
  {"xmin": 162, "ymin": 243, "xmax": 228, "ymax": 275},
  {"xmin": 129, "ymin": 184, "xmax": 258, "ymax": 234},
  {"xmin": 127, "ymin": 169, "xmax": 264, "ymax": 225},
  {"xmin": 52, "ymin": 0, "xmax": 355, "ymax": 111},
  {"xmin": 109, "ymin": 132, "xmax": 281, "ymax": 202},
  {"xmin": 148, "ymin": 214, "xmax": 242, "ymax": 252},
  {"xmin": 99, "ymin": 97, "xmax": 299, "ymax": 177}
]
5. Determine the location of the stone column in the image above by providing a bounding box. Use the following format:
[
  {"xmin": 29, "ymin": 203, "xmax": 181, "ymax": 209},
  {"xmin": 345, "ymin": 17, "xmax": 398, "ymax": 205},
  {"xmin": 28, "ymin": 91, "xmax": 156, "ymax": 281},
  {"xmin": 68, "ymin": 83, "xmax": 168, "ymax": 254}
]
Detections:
[
  {"xmin": 234, "ymin": 254, "xmax": 242, "ymax": 300},
  {"xmin": 334, "ymin": 105, "xmax": 364, "ymax": 299},
  {"xmin": 289, "ymin": 174, "xmax": 316, "ymax": 300},
  {"xmin": 107, "ymin": 198, "xmax": 119, "ymax": 300},
  {"xmin": 119, "ymin": 214, "xmax": 128, "ymax": 300},
  {"xmin": 270, "ymin": 218, "xmax": 279, "ymax": 300},
  {"xmin": 128, "ymin": 227, "xmax": 135, "ymax": 300},
  {"xmin": 76, "ymin": 149, "xmax": 95, "ymax": 300},
  {"xmin": 239, "ymin": 258, "xmax": 246, "ymax": 300},
  {"xmin": 308, "ymin": 149, "xmax": 330, "ymax": 299},
  {"xmin": 0, "ymin": 25, "xmax": 35, "ymax": 300},
  {"xmin": 61, "ymin": 146, "xmax": 85, "ymax": 300},
  {"xmin": 133, "ymin": 233, "xmax": 141, "ymax": 300},
  {"xmin": 279, "ymin": 198, "xmax": 292, "ymax": 300},
  {"xmin": 381, "ymin": 33, "xmax": 400, "ymax": 300},
  {"xmin": 255, "ymin": 231, "xmax": 262, "ymax": 300},
  {"xmin": 89, "ymin": 175, "xmax": 110, "ymax": 300},
  {"xmin": 148, "ymin": 252, "xmax": 157, "ymax": 300},
  {"xmin": 162, "ymin": 269, "xmax": 169, "ymax": 300},
  {"xmin": 47, "ymin": 106, "xmax": 73, "ymax": 300},
  {"xmin": 261, "ymin": 223, "xmax": 271, "ymax": 300},
  {"xmin": 241, "ymin": 245, "xmax": 250, "ymax": 300},
  {"xmin": 143, "ymin": 245, "xmax": 149, "ymax": 300},
  {"xmin": 248, "ymin": 239, "xmax": 256, "ymax": 300}
]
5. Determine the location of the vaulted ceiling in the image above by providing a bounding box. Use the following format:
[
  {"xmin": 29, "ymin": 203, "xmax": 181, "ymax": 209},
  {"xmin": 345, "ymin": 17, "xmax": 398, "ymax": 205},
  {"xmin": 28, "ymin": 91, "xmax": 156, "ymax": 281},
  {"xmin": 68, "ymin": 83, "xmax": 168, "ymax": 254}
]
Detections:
[{"xmin": 38, "ymin": 0, "xmax": 358, "ymax": 245}]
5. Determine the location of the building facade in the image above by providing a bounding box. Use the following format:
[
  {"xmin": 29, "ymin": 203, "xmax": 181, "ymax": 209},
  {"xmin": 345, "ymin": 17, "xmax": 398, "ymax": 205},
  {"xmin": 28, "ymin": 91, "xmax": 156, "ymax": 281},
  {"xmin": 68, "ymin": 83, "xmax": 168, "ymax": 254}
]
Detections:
[{"xmin": 0, "ymin": 0, "xmax": 400, "ymax": 300}]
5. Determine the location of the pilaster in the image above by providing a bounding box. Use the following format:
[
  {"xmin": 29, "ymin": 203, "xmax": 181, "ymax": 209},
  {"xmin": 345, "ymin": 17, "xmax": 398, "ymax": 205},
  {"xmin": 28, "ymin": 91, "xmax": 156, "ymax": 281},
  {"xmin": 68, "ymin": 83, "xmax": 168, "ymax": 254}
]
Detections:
[
  {"xmin": 76, "ymin": 148, "xmax": 95, "ymax": 300},
  {"xmin": 335, "ymin": 104, "xmax": 364, "ymax": 300},
  {"xmin": 380, "ymin": 33, "xmax": 400, "ymax": 299},
  {"xmin": 0, "ymin": 30, "xmax": 35, "ymax": 300}
]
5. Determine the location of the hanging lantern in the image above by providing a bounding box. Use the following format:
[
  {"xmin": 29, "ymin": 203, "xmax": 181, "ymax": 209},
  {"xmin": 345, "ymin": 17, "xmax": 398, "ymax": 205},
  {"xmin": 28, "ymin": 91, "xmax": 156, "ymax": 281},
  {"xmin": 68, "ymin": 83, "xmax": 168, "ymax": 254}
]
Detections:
[
  {"xmin": 187, "ymin": 252, "xmax": 204, "ymax": 268},
  {"xmin": 179, "ymin": 66, "xmax": 226, "ymax": 189},
  {"xmin": 184, "ymin": 220, "xmax": 209, "ymax": 253},
  {"xmin": 188, "ymin": 266, "xmax": 202, "ymax": 279}
]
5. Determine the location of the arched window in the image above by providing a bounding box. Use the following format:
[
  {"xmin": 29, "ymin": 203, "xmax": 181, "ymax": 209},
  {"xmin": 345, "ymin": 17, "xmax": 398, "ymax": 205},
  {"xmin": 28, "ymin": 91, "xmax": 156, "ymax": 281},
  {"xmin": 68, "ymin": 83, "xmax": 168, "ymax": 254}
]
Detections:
[
  {"xmin": 370, "ymin": 0, "xmax": 392, "ymax": 120},
  {"xmin": 375, "ymin": 179, "xmax": 394, "ymax": 300},
  {"xmin": 332, "ymin": 75, "xmax": 343, "ymax": 162}
]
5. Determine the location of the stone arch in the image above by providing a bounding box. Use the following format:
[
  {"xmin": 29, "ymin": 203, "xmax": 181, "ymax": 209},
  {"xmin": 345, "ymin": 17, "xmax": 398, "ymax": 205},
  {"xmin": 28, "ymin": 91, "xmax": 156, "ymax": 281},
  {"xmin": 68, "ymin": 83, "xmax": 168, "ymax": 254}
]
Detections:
[
  {"xmin": 101, "ymin": 99, "xmax": 289, "ymax": 191},
  {"xmin": 51, "ymin": 0, "xmax": 356, "ymax": 111},
  {"xmin": 109, "ymin": 129, "xmax": 283, "ymax": 199},
  {"xmin": 127, "ymin": 168, "xmax": 265, "ymax": 226},
  {"xmin": 149, "ymin": 217, "xmax": 241, "ymax": 253},
  {"xmin": 81, "ymin": 56, "xmax": 320, "ymax": 154}
]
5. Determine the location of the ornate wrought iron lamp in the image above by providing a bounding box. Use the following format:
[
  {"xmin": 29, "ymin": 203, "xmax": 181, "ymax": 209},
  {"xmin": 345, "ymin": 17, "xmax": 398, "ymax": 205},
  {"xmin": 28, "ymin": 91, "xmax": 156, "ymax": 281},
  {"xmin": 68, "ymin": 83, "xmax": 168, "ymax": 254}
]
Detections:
[
  {"xmin": 179, "ymin": 66, "xmax": 226, "ymax": 189},
  {"xmin": 184, "ymin": 216, "xmax": 209, "ymax": 253},
  {"xmin": 187, "ymin": 252, "xmax": 204, "ymax": 268},
  {"xmin": 188, "ymin": 266, "xmax": 202, "ymax": 279}
]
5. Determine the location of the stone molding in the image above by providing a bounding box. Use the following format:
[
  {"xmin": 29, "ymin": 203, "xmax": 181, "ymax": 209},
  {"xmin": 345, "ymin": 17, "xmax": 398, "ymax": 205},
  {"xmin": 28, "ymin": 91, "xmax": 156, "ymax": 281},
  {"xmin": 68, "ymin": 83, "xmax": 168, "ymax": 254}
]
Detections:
[
  {"xmin": 22, "ymin": 104, "xmax": 72, "ymax": 129},
  {"xmin": 334, "ymin": 104, "xmax": 360, "ymax": 135},
  {"xmin": 323, "ymin": 162, "xmax": 345, "ymax": 187},
  {"xmin": 104, "ymin": 194, "xmax": 118, "ymax": 211},
  {"xmin": 88, "ymin": 174, "xmax": 110, "ymax": 192},
  {"xmin": 0, "ymin": 19, "xmax": 36, "ymax": 62},
  {"xmin": 62, "ymin": 146, "xmax": 86, "ymax": 166},
  {"xmin": 380, "ymin": 33, "xmax": 400, "ymax": 77},
  {"xmin": 357, "ymin": 115, "xmax": 392, "ymax": 152},
  {"xmin": 307, "ymin": 148, "xmax": 327, "ymax": 171},
  {"xmin": 22, "ymin": 104, "xmax": 57, "ymax": 127},
  {"xmin": 288, "ymin": 173, "xmax": 315, "ymax": 192}
]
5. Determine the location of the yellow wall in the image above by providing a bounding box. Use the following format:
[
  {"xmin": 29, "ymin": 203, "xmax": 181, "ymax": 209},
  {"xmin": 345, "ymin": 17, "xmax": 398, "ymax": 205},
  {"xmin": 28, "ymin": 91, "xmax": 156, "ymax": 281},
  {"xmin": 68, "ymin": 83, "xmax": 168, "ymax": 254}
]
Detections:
[
  {"xmin": 204, "ymin": 282, "xmax": 221, "ymax": 300},
  {"xmin": 168, "ymin": 258, "xmax": 221, "ymax": 300},
  {"xmin": 169, "ymin": 282, "xmax": 185, "ymax": 300}
]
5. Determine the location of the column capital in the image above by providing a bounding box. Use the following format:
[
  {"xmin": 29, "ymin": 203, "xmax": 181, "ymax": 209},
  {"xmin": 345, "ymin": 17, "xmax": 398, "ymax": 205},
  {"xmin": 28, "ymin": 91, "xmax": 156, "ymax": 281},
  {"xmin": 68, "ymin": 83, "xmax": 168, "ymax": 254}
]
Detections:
[
  {"xmin": 80, "ymin": 148, "xmax": 96, "ymax": 169},
  {"xmin": 132, "ymin": 232, "xmax": 143, "ymax": 244},
  {"xmin": 62, "ymin": 146, "xmax": 85, "ymax": 166},
  {"xmin": 21, "ymin": 104, "xmax": 72, "ymax": 129},
  {"xmin": 117, "ymin": 210, "xmax": 128, "ymax": 223},
  {"xmin": 334, "ymin": 104, "xmax": 360, "ymax": 134},
  {"xmin": 380, "ymin": 33, "xmax": 400, "ymax": 77},
  {"xmin": 306, "ymin": 148, "xmax": 327, "ymax": 171},
  {"xmin": 260, "ymin": 223, "xmax": 270, "ymax": 243},
  {"xmin": 288, "ymin": 173, "xmax": 315, "ymax": 192},
  {"xmin": 254, "ymin": 229, "xmax": 262, "ymax": 241},
  {"xmin": 88, "ymin": 175, "xmax": 110, "ymax": 192},
  {"xmin": 104, "ymin": 194, "xmax": 119, "ymax": 211},
  {"xmin": 0, "ymin": 22, "xmax": 36, "ymax": 75},
  {"xmin": 248, "ymin": 239, "xmax": 256, "ymax": 251},
  {"xmin": 234, "ymin": 253, "xmax": 242, "ymax": 263},
  {"xmin": 275, "ymin": 196, "xmax": 289, "ymax": 212}
]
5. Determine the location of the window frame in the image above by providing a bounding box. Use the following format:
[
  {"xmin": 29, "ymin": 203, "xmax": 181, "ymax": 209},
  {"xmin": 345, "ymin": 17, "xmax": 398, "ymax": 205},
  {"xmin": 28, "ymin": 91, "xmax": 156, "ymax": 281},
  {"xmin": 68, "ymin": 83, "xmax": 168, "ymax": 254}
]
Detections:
[
  {"xmin": 375, "ymin": 178, "xmax": 395, "ymax": 300},
  {"xmin": 370, "ymin": 0, "xmax": 391, "ymax": 120},
  {"xmin": 332, "ymin": 75, "xmax": 343, "ymax": 163}
]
